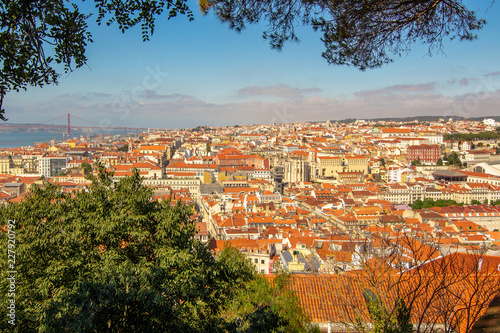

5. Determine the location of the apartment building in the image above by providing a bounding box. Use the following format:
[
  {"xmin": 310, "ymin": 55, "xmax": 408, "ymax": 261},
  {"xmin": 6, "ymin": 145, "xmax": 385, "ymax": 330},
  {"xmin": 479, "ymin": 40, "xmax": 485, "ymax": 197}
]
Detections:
[
  {"xmin": 407, "ymin": 144, "xmax": 441, "ymax": 164},
  {"xmin": 39, "ymin": 155, "xmax": 67, "ymax": 177}
]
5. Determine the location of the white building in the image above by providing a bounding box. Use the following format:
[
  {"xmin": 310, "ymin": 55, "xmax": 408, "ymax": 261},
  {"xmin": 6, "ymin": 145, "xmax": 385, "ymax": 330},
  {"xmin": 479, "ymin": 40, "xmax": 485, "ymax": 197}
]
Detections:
[
  {"xmin": 39, "ymin": 155, "xmax": 67, "ymax": 177},
  {"xmin": 483, "ymin": 118, "xmax": 497, "ymax": 129},
  {"xmin": 141, "ymin": 177, "xmax": 201, "ymax": 197},
  {"xmin": 386, "ymin": 164, "xmax": 412, "ymax": 183}
]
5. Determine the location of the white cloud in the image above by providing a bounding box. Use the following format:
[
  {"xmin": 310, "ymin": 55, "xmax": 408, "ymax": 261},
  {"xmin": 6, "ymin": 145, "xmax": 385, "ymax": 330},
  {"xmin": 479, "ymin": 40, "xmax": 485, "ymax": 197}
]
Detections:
[
  {"xmin": 237, "ymin": 84, "xmax": 322, "ymax": 99},
  {"xmin": 355, "ymin": 82, "xmax": 436, "ymax": 97},
  {"xmin": 5, "ymin": 80, "xmax": 500, "ymax": 128}
]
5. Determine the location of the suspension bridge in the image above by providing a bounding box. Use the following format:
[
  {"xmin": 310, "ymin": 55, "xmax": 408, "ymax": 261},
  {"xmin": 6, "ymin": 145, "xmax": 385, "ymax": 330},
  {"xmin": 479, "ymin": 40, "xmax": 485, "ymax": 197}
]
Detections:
[{"xmin": 37, "ymin": 113, "xmax": 150, "ymax": 138}]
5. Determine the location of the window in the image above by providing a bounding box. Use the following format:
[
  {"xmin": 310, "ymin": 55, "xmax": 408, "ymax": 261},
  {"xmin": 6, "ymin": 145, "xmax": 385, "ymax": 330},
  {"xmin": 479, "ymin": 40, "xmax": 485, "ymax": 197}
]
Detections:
[
  {"xmin": 254, "ymin": 258, "xmax": 258, "ymax": 264},
  {"xmin": 261, "ymin": 259, "xmax": 265, "ymax": 264}
]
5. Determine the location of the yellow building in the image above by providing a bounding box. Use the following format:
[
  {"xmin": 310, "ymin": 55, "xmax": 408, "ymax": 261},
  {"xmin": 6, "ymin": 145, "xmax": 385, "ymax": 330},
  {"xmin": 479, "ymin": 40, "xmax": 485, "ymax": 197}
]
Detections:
[
  {"xmin": 65, "ymin": 139, "xmax": 79, "ymax": 148},
  {"xmin": 317, "ymin": 156, "xmax": 343, "ymax": 178},
  {"xmin": 204, "ymin": 171, "xmax": 214, "ymax": 184},
  {"xmin": 344, "ymin": 155, "xmax": 369, "ymax": 174},
  {"xmin": 0, "ymin": 155, "xmax": 12, "ymax": 174}
]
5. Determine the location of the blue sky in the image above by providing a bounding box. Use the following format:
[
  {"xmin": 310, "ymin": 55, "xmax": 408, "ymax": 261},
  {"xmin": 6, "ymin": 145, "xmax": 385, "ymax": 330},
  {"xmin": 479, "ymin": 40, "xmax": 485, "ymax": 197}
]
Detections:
[{"xmin": 4, "ymin": 0, "xmax": 500, "ymax": 129}]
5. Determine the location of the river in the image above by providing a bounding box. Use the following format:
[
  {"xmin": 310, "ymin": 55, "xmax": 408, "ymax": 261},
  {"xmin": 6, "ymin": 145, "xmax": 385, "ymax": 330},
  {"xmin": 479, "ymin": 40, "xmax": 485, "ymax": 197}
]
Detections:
[{"xmin": 0, "ymin": 130, "xmax": 127, "ymax": 149}]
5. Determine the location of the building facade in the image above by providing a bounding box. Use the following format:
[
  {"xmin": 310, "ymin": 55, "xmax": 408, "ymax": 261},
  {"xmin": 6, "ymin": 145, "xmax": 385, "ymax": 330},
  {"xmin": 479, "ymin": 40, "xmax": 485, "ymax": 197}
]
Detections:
[
  {"xmin": 39, "ymin": 155, "xmax": 67, "ymax": 177},
  {"xmin": 407, "ymin": 144, "xmax": 441, "ymax": 164}
]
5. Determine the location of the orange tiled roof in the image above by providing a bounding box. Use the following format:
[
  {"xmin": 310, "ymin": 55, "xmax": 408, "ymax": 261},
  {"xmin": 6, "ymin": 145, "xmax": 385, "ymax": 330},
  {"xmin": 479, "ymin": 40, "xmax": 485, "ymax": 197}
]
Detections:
[{"xmin": 271, "ymin": 259, "xmax": 499, "ymax": 332}]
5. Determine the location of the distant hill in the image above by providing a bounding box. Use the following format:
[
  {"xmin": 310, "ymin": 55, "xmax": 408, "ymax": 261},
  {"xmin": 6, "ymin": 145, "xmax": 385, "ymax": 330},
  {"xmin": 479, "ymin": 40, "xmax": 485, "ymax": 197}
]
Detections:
[
  {"xmin": 0, "ymin": 123, "xmax": 67, "ymax": 133},
  {"xmin": 331, "ymin": 115, "xmax": 500, "ymax": 124}
]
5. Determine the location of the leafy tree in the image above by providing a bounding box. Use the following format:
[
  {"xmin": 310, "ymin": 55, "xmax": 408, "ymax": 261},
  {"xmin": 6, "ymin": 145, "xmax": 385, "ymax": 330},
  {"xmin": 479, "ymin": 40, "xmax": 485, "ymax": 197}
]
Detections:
[
  {"xmin": 411, "ymin": 157, "xmax": 421, "ymax": 166},
  {"xmin": 444, "ymin": 131, "xmax": 500, "ymax": 142},
  {"xmin": 410, "ymin": 199, "xmax": 424, "ymax": 209},
  {"xmin": 436, "ymin": 158, "xmax": 443, "ymax": 166},
  {"xmin": 444, "ymin": 151, "xmax": 463, "ymax": 167},
  {"xmin": 117, "ymin": 144, "xmax": 129, "ymax": 152},
  {"xmin": 57, "ymin": 169, "xmax": 70, "ymax": 176},
  {"xmin": 410, "ymin": 198, "xmax": 462, "ymax": 209},
  {"xmin": 81, "ymin": 162, "xmax": 92, "ymax": 175},
  {"xmin": 362, "ymin": 291, "xmax": 412, "ymax": 333},
  {"xmin": 0, "ymin": 0, "xmax": 193, "ymax": 119},
  {"xmin": 0, "ymin": 164, "xmax": 260, "ymax": 332},
  {"xmin": 223, "ymin": 273, "xmax": 319, "ymax": 333},
  {"xmin": 201, "ymin": 0, "xmax": 487, "ymax": 70},
  {"xmin": 379, "ymin": 158, "xmax": 386, "ymax": 167},
  {"xmin": 471, "ymin": 199, "xmax": 482, "ymax": 206}
]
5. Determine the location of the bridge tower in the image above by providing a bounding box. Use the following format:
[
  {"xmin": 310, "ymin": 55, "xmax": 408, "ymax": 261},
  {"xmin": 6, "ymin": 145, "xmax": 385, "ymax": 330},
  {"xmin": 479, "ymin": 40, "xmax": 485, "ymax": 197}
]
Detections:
[{"xmin": 67, "ymin": 113, "xmax": 71, "ymax": 138}]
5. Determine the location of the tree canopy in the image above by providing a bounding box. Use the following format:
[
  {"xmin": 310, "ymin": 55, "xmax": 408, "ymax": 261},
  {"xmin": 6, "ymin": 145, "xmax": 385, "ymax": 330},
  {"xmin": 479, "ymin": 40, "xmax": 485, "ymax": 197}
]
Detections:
[
  {"xmin": 410, "ymin": 197, "xmax": 463, "ymax": 209},
  {"xmin": 0, "ymin": 165, "xmax": 313, "ymax": 332},
  {"xmin": 223, "ymin": 274, "xmax": 318, "ymax": 333},
  {"xmin": 0, "ymin": 0, "xmax": 490, "ymax": 120},
  {"xmin": 444, "ymin": 131, "xmax": 500, "ymax": 142},
  {"xmin": 0, "ymin": 0, "xmax": 193, "ymax": 120},
  {"xmin": 200, "ymin": 0, "xmax": 487, "ymax": 70},
  {"xmin": 444, "ymin": 151, "xmax": 463, "ymax": 167}
]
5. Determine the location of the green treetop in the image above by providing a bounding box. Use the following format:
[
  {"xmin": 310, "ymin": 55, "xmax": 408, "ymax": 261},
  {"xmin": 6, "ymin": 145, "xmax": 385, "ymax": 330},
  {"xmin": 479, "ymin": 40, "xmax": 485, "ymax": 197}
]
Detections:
[
  {"xmin": 0, "ymin": 165, "xmax": 252, "ymax": 332},
  {"xmin": 0, "ymin": 164, "xmax": 315, "ymax": 332}
]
